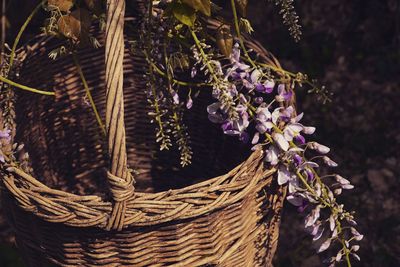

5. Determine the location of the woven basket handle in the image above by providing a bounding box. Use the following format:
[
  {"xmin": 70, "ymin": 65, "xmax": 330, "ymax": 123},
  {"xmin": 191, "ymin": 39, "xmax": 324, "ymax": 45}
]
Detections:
[{"xmin": 105, "ymin": 0, "xmax": 135, "ymax": 230}]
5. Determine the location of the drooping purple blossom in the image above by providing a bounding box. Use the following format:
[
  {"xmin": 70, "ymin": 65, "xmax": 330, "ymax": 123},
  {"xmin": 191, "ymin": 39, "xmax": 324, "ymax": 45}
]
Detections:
[
  {"xmin": 200, "ymin": 42, "xmax": 359, "ymax": 262},
  {"xmin": 265, "ymin": 145, "xmax": 280, "ymax": 166},
  {"xmin": 0, "ymin": 128, "xmax": 11, "ymax": 163},
  {"xmin": 171, "ymin": 90, "xmax": 179, "ymax": 104},
  {"xmin": 309, "ymin": 141, "xmax": 330, "ymax": 154},
  {"xmin": 186, "ymin": 94, "xmax": 193, "ymax": 109},
  {"xmin": 276, "ymin": 84, "xmax": 293, "ymax": 102}
]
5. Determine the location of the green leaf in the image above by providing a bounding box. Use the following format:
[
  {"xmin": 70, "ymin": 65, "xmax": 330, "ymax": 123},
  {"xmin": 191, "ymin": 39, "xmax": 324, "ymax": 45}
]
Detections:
[
  {"xmin": 172, "ymin": 3, "xmax": 196, "ymax": 27},
  {"xmin": 182, "ymin": 0, "xmax": 211, "ymax": 16}
]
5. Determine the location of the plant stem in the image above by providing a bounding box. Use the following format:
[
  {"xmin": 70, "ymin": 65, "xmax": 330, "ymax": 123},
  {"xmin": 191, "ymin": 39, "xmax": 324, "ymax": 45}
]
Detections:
[
  {"xmin": 190, "ymin": 29, "xmax": 220, "ymax": 82},
  {"xmin": 0, "ymin": 75, "xmax": 55, "ymax": 95},
  {"xmin": 72, "ymin": 54, "xmax": 106, "ymax": 136},
  {"xmin": 144, "ymin": 50, "xmax": 210, "ymax": 87},
  {"xmin": 10, "ymin": 0, "xmax": 44, "ymax": 68},
  {"xmin": 230, "ymin": 0, "xmax": 256, "ymax": 69}
]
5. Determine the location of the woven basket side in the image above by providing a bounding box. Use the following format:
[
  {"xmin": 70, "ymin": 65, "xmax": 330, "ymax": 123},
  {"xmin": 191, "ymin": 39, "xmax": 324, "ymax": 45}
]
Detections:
[{"xmin": 3, "ymin": 169, "xmax": 285, "ymax": 266}]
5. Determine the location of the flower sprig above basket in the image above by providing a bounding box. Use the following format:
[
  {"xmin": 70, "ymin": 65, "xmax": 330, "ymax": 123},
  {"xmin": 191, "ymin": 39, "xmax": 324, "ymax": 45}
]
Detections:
[{"xmin": 131, "ymin": 0, "xmax": 362, "ymax": 266}]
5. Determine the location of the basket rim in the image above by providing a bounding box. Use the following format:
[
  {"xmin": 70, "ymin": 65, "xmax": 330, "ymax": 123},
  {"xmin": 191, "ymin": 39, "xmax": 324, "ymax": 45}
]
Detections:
[{"xmin": 2, "ymin": 149, "xmax": 276, "ymax": 229}]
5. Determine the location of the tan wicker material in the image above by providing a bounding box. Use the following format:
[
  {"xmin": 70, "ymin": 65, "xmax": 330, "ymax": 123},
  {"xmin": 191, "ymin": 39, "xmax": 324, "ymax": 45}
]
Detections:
[{"xmin": 0, "ymin": 1, "xmax": 287, "ymax": 266}]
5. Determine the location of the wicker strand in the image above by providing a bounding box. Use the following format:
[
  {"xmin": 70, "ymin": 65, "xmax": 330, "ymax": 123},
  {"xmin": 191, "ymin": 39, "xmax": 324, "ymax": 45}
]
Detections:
[{"xmin": 105, "ymin": 0, "xmax": 134, "ymax": 230}]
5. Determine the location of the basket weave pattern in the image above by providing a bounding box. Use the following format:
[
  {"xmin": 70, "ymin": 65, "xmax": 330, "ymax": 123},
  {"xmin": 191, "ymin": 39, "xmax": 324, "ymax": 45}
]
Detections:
[{"xmin": 1, "ymin": 1, "xmax": 286, "ymax": 266}]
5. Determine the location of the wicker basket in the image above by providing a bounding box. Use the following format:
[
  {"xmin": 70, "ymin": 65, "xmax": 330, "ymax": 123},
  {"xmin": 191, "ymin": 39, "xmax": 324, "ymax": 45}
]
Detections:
[{"xmin": 1, "ymin": 1, "xmax": 286, "ymax": 266}]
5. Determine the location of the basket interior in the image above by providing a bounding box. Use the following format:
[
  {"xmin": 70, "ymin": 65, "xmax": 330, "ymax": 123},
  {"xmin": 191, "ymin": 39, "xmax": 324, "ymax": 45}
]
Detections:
[{"xmin": 14, "ymin": 34, "xmax": 251, "ymax": 197}]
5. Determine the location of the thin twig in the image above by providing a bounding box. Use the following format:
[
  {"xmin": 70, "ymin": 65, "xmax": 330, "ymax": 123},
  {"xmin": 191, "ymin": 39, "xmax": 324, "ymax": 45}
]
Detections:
[
  {"xmin": 72, "ymin": 54, "xmax": 106, "ymax": 136},
  {"xmin": 9, "ymin": 0, "xmax": 44, "ymax": 68},
  {"xmin": 0, "ymin": 75, "xmax": 55, "ymax": 95}
]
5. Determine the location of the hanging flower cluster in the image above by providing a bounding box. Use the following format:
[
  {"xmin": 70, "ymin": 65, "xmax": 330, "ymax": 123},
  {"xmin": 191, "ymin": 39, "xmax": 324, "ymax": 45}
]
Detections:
[
  {"xmin": 192, "ymin": 43, "xmax": 362, "ymax": 265},
  {"xmin": 137, "ymin": 1, "xmax": 362, "ymax": 265}
]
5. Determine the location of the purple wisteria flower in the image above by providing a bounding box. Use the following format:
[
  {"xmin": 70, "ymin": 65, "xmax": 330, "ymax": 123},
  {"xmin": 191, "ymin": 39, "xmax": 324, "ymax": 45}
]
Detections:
[
  {"xmin": 0, "ymin": 128, "xmax": 11, "ymax": 163},
  {"xmin": 250, "ymin": 69, "xmax": 275, "ymax": 94},
  {"xmin": 276, "ymin": 84, "xmax": 293, "ymax": 102},
  {"xmin": 186, "ymin": 94, "xmax": 193, "ymax": 109},
  {"xmin": 199, "ymin": 41, "xmax": 361, "ymax": 265}
]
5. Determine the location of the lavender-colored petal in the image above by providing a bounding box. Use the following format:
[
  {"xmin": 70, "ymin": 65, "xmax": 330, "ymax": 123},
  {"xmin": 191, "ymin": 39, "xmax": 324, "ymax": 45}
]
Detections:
[
  {"xmin": 277, "ymin": 166, "xmax": 291, "ymax": 185},
  {"xmin": 315, "ymin": 183, "xmax": 322, "ymax": 197},
  {"xmin": 309, "ymin": 141, "xmax": 330, "ymax": 154},
  {"xmin": 0, "ymin": 129, "xmax": 10, "ymax": 139},
  {"xmin": 239, "ymin": 93, "xmax": 247, "ymax": 104},
  {"xmin": 252, "ymin": 132, "xmax": 260, "ymax": 145},
  {"xmin": 292, "ymin": 112, "xmax": 304, "ymax": 123},
  {"xmin": 256, "ymin": 123, "xmax": 267, "ymax": 134},
  {"xmin": 271, "ymin": 108, "xmax": 281, "ymax": 124},
  {"xmin": 303, "ymin": 126, "xmax": 316, "ymax": 134},
  {"xmin": 335, "ymin": 251, "xmax": 343, "ymax": 262},
  {"xmin": 293, "ymin": 154, "xmax": 303, "ymax": 166},
  {"xmin": 280, "ymin": 106, "xmax": 294, "ymax": 120},
  {"xmin": 273, "ymin": 132, "xmax": 289, "ymax": 151},
  {"xmin": 342, "ymin": 184, "xmax": 354, "ymax": 190},
  {"xmin": 283, "ymin": 129, "xmax": 295, "ymax": 142},
  {"xmin": 287, "ymin": 194, "xmax": 304, "ymax": 206},
  {"xmin": 289, "ymin": 147, "xmax": 304, "ymax": 153},
  {"xmin": 277, "ymin": 84, "xmax": 285, "ymax": 95},
  {"xmin": 242, "ymin": 79, "xmax": 254, "ymax": 89},
  {"xmin": 295, "ymin": 134, "xmax": 306, "ymax": 144},
  {"xmin": 208, "ymin": 114, "xmax": 223, "ymax": 124},
  {"xmin": 256, "ymin": 81, "xmax": 274, "ymax": 94},
  {"xmin": 283, "ymin": 90, "xmax": 293, "ymax": 101},
  {"xmin": 231, "ymin": 43, "xmax": 240, "ymax": 62},
  {"xmin": 305, "ymin": 168, "xmax": 315, "ymax": 181},
  {"xmin": 186, "ymin": 95, "xmax": 193, "ymax": 109},
  {"xmin": 207, "ymin": 102, "xmax": 220, "ymax": 114},
  {"xmin": 329, "ymin": 215, "xmax": 336, "ymax": 231},
  {"xmin": 335, "ymin": 174, "xmax": 350, "ymax": 185},
  {"xmin": 323, "ymin": 156, "xmax": 338, "ymax": 167},
  {"xmin": 265, "ymin": 146, "xmax": 279, "ymax": 166},
  {"xmin": 352, "ymin": 253, "xmax": 361, "ymax": 261},
  {"xmin": 255, "ymin": 83, "xmax": 266, "ymax": 93},
  {"xmin": 191, "ymin": 67, "xmax": 197, "ymax": 78},
  {"xmin": 250, "ymin": 69, "xmax": 261, "ymax": 83},
  {"xmin": 171, "ymin": 91, "xmax": 179, "ymax": 104},
  {"xmin": 254, "ymin": 97, "xmax": 264, "ymax": 104},
  {"xmin": 302, "ymin": 161, "xmax": 320, "ymax": 169},
  {"xmin": 334, "ymin": 188, "xmax": 342, "ymax": 195},
  {"xmin": 235, "ymin": 104, "xmax": 247, "ymax": 114},
  {"xmin": 318, "ymin": 238, "xmax": 332, "ymax": 253},
  {"xmin": 305, "ymin": 205, "xmax": 321, "ymax": 227},
  {"xmin": 297, "ymin": 200, "xmax": 308, "ymax": 213},
  {"xmin": 288, "ymin": 177, "xmax": 300, "ymax": 193},
  {"xmin": 256, "ymin": 107, "xmax": 271, "ymax": 121},
  {"xmin": 313, "ymin": 225, "xmax": 325, "ymax": 241},
  {"xmin": 222, "ymin": 121, "xmax": 233, "ymax": 132},
  {"xmin": 263, "ymin": 80, "xmax": 275, "ymax": 93}
]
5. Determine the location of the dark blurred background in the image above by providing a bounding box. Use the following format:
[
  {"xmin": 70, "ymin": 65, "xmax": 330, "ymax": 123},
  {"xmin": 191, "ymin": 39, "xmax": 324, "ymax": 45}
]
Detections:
[
  {"xmin": 247, "ymin": 1, "xmax": 400, "ymax": 266},
  {"xmin": 1, "ymin": 0, "xmax": 399, "ymax": 266}
]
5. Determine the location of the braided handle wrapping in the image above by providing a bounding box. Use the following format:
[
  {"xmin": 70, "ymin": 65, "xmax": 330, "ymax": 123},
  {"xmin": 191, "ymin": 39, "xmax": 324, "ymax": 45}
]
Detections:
[{"xmin": 105, "ymin": 0, "xmax": 135, "ymax": 230}]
